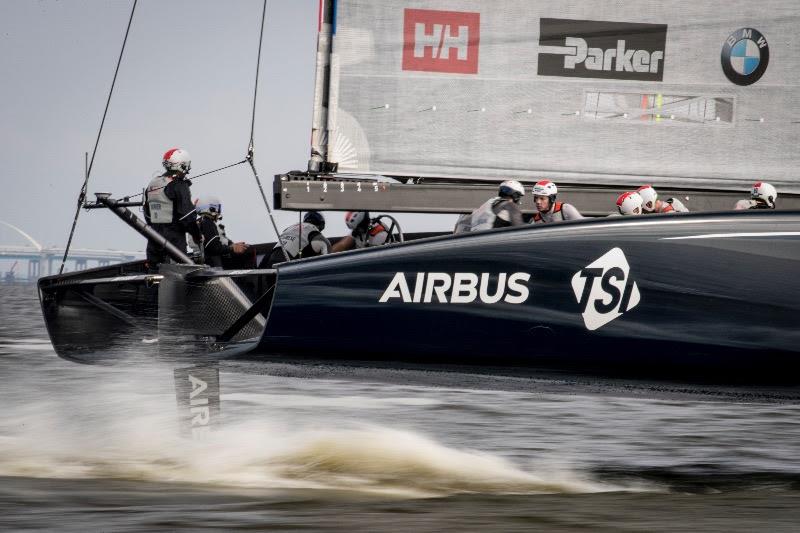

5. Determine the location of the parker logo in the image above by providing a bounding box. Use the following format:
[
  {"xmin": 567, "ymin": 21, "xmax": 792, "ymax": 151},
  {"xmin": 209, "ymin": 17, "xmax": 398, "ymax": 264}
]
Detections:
[
  {"xmin": 379, "ymin": 272, "xmax": 529, "ymax": 304},
  {"xmin": 571, "ymin": 248, "xmax": 640, "ymax": 331},
  {"xmin": 402, "ymin": 9, "xmax": 480, "ymax": 74},
  {"xmin": 538, "ymin": 18, "xmax": 667, "ymax": 81}
]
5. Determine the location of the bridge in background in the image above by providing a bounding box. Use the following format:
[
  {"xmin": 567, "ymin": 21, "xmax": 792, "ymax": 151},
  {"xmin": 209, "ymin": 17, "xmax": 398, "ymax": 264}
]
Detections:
[{"xmin": 0, "ymin": 220, "xmax": 142, "ymax": 280}]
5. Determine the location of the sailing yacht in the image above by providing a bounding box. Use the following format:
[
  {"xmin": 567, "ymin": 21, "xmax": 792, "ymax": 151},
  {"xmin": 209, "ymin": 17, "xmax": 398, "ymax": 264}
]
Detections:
[{"xmin": 38, "ymin": 0, "xmax": 800, "ymax": 382}]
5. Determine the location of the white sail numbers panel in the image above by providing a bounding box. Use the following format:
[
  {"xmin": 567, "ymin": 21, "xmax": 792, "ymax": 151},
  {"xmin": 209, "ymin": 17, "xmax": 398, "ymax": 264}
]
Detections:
[{"xmin": 583, "ymin": 93, "xmax": 735, "ymax": 126}]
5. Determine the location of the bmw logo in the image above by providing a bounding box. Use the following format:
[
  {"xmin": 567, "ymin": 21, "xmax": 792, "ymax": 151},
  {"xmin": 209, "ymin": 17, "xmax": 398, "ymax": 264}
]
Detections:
[{"xmin": 721, "ymin": 28, "xmax": 769, "ymax": 86}]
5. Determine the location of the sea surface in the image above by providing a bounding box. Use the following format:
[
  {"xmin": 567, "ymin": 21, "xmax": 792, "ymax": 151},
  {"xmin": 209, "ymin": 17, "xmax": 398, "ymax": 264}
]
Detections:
[{"xmin": 2, "ymin": 283, "xmax": 800, "ymax": 531}]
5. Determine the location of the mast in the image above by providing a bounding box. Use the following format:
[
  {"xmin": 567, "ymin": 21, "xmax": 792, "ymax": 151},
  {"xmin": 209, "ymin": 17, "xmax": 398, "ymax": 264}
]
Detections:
[{"xmin": 308, "ymin": 0, "xmax": 336, "ymax": 173}]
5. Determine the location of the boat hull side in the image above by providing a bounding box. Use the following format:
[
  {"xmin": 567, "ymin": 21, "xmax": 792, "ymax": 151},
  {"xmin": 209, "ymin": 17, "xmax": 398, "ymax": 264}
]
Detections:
[{"xmin": 258, "ymin": 211, "xmax": 800, "ymax": 381}]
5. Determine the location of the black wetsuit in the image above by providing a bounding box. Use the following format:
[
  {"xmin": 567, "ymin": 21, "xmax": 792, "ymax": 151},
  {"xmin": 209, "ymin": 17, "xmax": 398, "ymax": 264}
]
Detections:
[
  {"xmin": 198, "ymin": 215, "xmax": 232, "ymax": 268},
  {"xmin": 143, "ymin": 175, "xmax": 201, "ymax": 267}
]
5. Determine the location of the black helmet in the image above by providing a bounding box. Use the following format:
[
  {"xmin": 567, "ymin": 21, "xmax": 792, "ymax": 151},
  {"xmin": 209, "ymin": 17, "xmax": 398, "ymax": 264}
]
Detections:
[{"xmin": 303, "ymin": 211, "xmax": 325, "ymax": 231}]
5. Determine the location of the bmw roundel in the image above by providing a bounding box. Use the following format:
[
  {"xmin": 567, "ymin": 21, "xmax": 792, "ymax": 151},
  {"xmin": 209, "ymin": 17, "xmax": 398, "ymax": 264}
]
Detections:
[{"xmin": 721, "ymin": 28, "xmax": 769, "ymax": 86}]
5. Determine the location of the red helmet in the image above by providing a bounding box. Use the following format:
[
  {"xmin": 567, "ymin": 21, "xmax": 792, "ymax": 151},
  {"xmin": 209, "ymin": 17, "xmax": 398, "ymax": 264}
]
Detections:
[
  {"xmin": 636, "ymin": 185, "xmax": 658, "ymax": 212},
  {"xmin": 751, "ymin": 182, "xmax": 777, "ymax": 208},
  {"xmin": 532, "ymin": 180, "xmax": 558, "ymax": 198},
  {"xmin": 617, "ymin": 191, "xmax": 643, "ymax": 215},
  {"xmin": 162, "ymin": 148, "xmax": 191, "ymax": 174}
]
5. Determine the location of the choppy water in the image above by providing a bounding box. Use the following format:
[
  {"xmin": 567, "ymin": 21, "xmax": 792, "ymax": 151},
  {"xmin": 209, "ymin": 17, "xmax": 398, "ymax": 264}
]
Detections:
[{"xmin": 2, "ymin": 284, "xmax": 800, "ymax": 531}]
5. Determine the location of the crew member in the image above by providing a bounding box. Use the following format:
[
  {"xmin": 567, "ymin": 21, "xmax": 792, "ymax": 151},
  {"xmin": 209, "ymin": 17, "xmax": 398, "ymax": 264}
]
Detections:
[
  {"xmin": 468, "ymin": 180, "xmax": 526, "ymax": 232},
  {"xmin": 734, "ymin": 181, "xmax": 778, "ymax": 210},
  {"xmin": 263, "ymin": 211, "xmax": 330, "ymax": 267},
  {"xmin": 637, "ymin": 185, "xmax": 689, "ymax": 213},
  {"xmin": 616, "ymin": 191, "xmax": 644, "ymax": 216},
  {"xmin": 194, "ymin": 196, "xmax": 248, "ymax": 268},
  {"xmin": 531, "ymin": 180, "xmax": 583, "ymax": 223},
  {"xmin": 143, "ymin": 148, "xmax": 202, "ymax": 268},
  {"xmin": 331, "ymin": 211, "xmax": 391, "ymax": 252},
  {"xmin": 453, "ymin": 213, "xmax": 472, "ymax": 234}
]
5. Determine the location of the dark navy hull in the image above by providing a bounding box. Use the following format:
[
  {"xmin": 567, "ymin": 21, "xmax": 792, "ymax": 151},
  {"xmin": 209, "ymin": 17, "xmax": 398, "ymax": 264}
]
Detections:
[
  {"xmin": 37, "ymin": 210, "xmax": 800, "ymax": 382},
  {"xmin": 259, "ymin": 211, "xmax": 800, "ymax": 381}
]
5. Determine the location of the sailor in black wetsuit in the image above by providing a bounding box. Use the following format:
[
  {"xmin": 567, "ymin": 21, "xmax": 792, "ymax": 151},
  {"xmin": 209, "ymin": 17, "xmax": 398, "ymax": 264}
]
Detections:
[
  {"xmin": 195, "ymin": 196, "xmax": 249, "ymax": 268},
  {"xmin": 143, "ymin": 148, "xmax": 202, "ymax": 268},
  {"xmin": 263, "ymin": 211, "xmax": 330, "ymax": 268},
  {"xmin": 467, "ymin": 180, "xmax": 526, "ymax": 231}
]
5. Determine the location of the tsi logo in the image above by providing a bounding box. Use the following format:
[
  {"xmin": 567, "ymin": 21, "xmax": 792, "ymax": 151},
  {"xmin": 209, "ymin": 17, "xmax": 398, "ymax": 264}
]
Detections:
[
  {"xmin": 538, "ymin": 18, "xmax": 667, "ymax": 81},
  {"xmin": 571, "ymin": 248, "xmax": 640, "ymax": 331},
  {"xmin": 380, "ymin": 272, "xmax": 530, "ymax": 304},
  {"xmin": 402, "ymin": 9, "xmax": 480, "ymax": 74}
]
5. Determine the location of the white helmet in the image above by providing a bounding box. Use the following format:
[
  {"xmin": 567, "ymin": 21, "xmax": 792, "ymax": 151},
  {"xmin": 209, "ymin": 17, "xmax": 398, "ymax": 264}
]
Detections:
[
  {"xmin": 345, "ymin": 211, "xmax": 368, "ymax": 230},
  {"xmin": 532, "ymin": 180, "xmax": 558, "ymax": 198},
  {"xmin": 498, "ymin": 180, "xmax": 525, "ymax": 203},
  {"xmin": 617, "ymin": 191, "xmax": 643, "ymax": 215},
  {"xmin": 162, "ymin": 148, "xmax": 191, "ymax": 174},
  {"xmin": 751, "ymin": 181, "xmax": 777, "ymax": 208},
  {"xmin": 196, "ymin": 196, "xmax": 222, "ymax": 217},
  {"xmin": 637, "ymin": 185, "xmax": 658, "ymax": 212}
]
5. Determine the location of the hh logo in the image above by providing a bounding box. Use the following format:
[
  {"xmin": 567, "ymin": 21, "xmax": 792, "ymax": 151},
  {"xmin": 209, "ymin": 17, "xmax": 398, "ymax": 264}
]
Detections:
[
  {"xmin": 402, "ymin": 8, "xmax": 480, "ymax": 74},
  {"xmin": 571, "ymin": 248, "xmax": 640, "ymax": 331}
]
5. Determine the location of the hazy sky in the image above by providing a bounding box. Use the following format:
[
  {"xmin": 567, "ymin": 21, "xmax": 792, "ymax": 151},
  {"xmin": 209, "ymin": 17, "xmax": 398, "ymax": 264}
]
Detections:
[{"xmin": 0, "ymin": 0, "xmax": 451, "ymax": 258}]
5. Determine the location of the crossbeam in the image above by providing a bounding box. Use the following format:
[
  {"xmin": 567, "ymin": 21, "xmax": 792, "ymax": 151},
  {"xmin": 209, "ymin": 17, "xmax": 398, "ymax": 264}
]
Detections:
[{"xmin": 274, "ymin": 173, "xmax": 800, "ymax": 215}]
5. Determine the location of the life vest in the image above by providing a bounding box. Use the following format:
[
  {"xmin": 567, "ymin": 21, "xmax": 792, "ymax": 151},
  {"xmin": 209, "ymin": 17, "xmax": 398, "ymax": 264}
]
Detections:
[
  {"xmin": 658, "ymin": 201, "xmax": 675, "ymax": 213},
  {"xmin": 470, "ymin": 197, "xmax": 503, "ymax": 231},
  {"xmin": 276, "ymin": 222, "xmax": 320, "ymax": 258},
  {"xmin": 354, "ymin": 222, "xmax": 389, "ymax": 248},
  {"xmin": 734, "ymin": 199, "xmax": 759, "ymax": 210},
  {"xmin": 145, "ymin": 174, "xmax": 173, "ymax": 224},
  {"xmin": 532, "ymin": 202, "xmax": 564, "ymax": 223},
  {"xmin": 666, "ymin": 198, "xmax": 688, "ymax": 213},
  {"xmin": 453, "ymin": 213, "xmax": 471, "ymax": 234}
]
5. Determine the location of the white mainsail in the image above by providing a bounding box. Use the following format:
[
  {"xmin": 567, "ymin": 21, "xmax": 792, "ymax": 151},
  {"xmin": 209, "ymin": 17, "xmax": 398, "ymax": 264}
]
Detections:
[{"xmin": 312, "ymin": 0, "xmax": 800, "ymax": 193}]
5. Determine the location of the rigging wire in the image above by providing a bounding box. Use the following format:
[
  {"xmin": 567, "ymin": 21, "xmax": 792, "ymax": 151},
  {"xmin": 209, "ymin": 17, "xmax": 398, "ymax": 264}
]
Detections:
[
  {"xmin": 298, "ymin": 210, "xmax": 302, "ymax": 258},
  {"xmin": 122, "ymin": 158, "xmax": 248, "ymax": 200},
  {"xmin": 247, "ymin": 0, "xmax": 289, "ymax": 261},
  {"xmin": 59, "ymin": 0, "xmax": 138, "ymax": 274}
]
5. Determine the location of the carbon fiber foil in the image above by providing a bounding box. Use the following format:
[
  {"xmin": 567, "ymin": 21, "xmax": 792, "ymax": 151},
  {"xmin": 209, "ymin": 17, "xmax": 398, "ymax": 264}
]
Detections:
[{"xmin": 158, "ymin": 264, "xmax": 267, "ymax": 347}]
